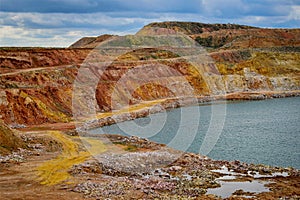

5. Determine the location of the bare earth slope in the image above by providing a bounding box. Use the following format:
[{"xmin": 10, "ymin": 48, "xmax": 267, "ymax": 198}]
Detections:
[
  {"xmin": 0, "ymin": 120, "xmax": 25, "ymax": 155},
  {"xmin": 1, "ymin": 22, "xmax": 300, "ymax": 126},
  {"xmin": 69, "ymin": 34, "xmax": 113, "ymax": 48}
]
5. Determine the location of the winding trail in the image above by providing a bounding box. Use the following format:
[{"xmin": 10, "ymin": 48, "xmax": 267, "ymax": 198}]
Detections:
[
  {"xmin": 0, "ymin": 65, "xmax": 75, "ymax": 76},
  {"xmin": 37, "ymin": 131, "xmax": 107, "ymax": 185}
]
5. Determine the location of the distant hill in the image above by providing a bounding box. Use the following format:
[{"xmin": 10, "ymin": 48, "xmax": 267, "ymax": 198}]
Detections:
[
  {"xmin": 138, "ymin": 21, "xmax": 257, "ymax": 35},
  {"xmin": 138, "ymin": 21, "xmax": 300, "ymax": 49},
  {"xmin": 69, "ymin": 34, "xmax": 113, "ymax": 48},
  {"xmin": 70, "ymin": 22, "xmax": 300, "ymax": 50}
]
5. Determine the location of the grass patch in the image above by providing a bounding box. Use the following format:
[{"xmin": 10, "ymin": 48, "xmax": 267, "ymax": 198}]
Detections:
[{"xmin": 124, "ymin": 144, "xmax": 138, "ymax": 152}]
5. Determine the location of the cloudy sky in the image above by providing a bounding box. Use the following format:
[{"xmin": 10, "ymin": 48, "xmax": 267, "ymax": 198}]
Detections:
[{"xmin": 0, "ymin": 0, "xmax": 299, "ymax": 47}]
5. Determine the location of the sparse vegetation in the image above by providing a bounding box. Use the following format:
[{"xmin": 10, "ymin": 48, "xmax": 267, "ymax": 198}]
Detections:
[
  {"xmin": 216, "ymin": 51, "xmax": 300, "ymax": 76},
  {"xmin": 145, "ymin": 21, "xmax": 257, "ymax": 35}
]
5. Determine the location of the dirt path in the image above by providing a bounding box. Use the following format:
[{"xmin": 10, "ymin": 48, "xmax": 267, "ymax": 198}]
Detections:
[
  {"xmin": 0, "ymin": 65, "xmax": 74, "ymax": 76},
  {"xmin": 0, "ymin": 131, "xmax": 107, "ymax": 199},
  {"xmin": 96, "ymin": 98, "xmax": 166, "ymax": 119},
  {"xmin": 0, "ymin": 152, "xmax": 88, "ymax": 199},
  {"xmin": 37, "ymin": 131, "xmax": 107, "ymax": 185},
  {"xmin": 0, "ymin": 148, "xmax": 81, "ymax": 199}
]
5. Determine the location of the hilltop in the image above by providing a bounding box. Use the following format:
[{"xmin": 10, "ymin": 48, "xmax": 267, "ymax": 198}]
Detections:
[
  {"xmin": 139, "ymin": 21, "xmax": 300, "ymax": 49},
  {"xmin": 69, "ymin": 34, "xmax": 113, "ymax": 48},
  {"xmin": 71, "ymin": 21, "xmax": 300, "ymax": 50}
]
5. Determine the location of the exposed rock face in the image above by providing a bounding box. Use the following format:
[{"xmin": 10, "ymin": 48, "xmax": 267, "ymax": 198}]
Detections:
[
  {"xmin": 0, "ymin": 22, "xmax": 299, "ymax": 126},
  {"xmin": 0, "ymin": 48, "xmax": 90, "ymax": 71},
  {"xmin": 0, "ymin": 120, "xmax": 25, "ymax": 155},
  {"xmin": 210, "ymin": 51, "xmax": 300, "ymax": 93}
]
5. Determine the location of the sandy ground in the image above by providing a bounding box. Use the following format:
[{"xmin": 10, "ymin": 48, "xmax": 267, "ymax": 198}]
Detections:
[{"xmin": 0, "ymin": 130, "xmax": 299, "ymax": 199}]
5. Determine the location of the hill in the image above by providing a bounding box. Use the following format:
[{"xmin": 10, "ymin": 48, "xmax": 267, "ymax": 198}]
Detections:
[
  {"xmin": 70, "ymin": 22, "xmax": 300, "ymax": 50},
  {"xmin": 0, "ymin": 22, "xmax": 299, "ymax": 127},
  {"xmin": 138, "ymin": 21, "xmax": 300, "ymax": 49},
  {"xmin": 69, "ymin": 34, "xmax": 113, "ymax": 48}
]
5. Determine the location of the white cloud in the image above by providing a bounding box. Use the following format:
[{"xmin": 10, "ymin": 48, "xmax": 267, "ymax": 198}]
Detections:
[
  {"xmin": 0, "ymin": 12, "xmax": 146, "ymax": 28},
  {"xmin": 0, "ymin": 2, "xmax": 299, "ymax": 47},
  {"xmin": 201, "ymin": 0, "xmax": 248, "ymax": 17},
  {"xmin": 0, "ymin": 25, "xmax": 122, "ymax": 47},
  {"xmin": 289, "ymin": 5, "xmax": 300, "ymax": 20}
]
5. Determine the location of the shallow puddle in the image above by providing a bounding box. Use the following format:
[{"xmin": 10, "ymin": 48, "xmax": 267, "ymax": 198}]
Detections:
[
  {"xmin": 212, "ymin": 165, "xmax": 289, "ymax": 178},
  {"xmin": 211, "ymin": 166, "xmax": 239, "ymax": 176},
  {"xmin": 247, "ymin": 171, "xmax": 289, "ymax": 178},
  {"xmin": 206, "ymin": 179, "xmax": 271, "ymax": 198},
  {"xmin": 207, "ymin": 165, "xmax": 287, "ymax": 198},
  {"xmin": 216, "ymin": 175, "xmax": 237, "ymax": 180}
]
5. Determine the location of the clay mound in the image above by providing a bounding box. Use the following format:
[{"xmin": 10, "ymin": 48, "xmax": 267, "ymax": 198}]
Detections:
[
  {"xmin": 0, "ymin": 120, "xmax": 25, "ymax": 155},
  {"xmin": 69, "ymin": 34, "xmax": 113, "ymax": 48},
  {"xmin": 138, "ymin": 21, "xmax": 300, "ymax": 49}
]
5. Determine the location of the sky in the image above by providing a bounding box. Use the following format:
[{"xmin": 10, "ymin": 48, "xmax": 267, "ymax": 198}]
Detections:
[{"xmin": 0, "ymin": 0, "xmax": 299, "ymax": 47}]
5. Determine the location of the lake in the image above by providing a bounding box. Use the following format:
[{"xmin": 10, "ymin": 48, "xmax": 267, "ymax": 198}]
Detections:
[{"xmin": 91, "ymin": 97, "xmax": 300, "ymax": 169}]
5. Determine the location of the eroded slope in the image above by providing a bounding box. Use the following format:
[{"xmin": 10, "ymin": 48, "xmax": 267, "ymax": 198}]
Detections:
[{"xmin": 0, "ymin": 22, "xmax": 300, "ymax": 127}]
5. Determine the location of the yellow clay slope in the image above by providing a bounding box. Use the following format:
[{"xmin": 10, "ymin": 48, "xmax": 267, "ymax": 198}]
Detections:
[{"xmin": 37, "ymin": 131, "xmax": 106, "ymax": 185}]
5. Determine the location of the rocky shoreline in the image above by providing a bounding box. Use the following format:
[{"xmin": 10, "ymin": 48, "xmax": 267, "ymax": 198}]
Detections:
[
  {"xmin": 74, "ymin": 91, "xmax": 300, "ymax": 132},
  {"xmin": 1, "ymin": 132, "xmax": 299, "ymax": 199}
]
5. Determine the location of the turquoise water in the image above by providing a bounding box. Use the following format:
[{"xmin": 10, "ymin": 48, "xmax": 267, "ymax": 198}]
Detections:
[{"xmin": 93, "ymin": 97, "xmax": 300, "ymax": 169}]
